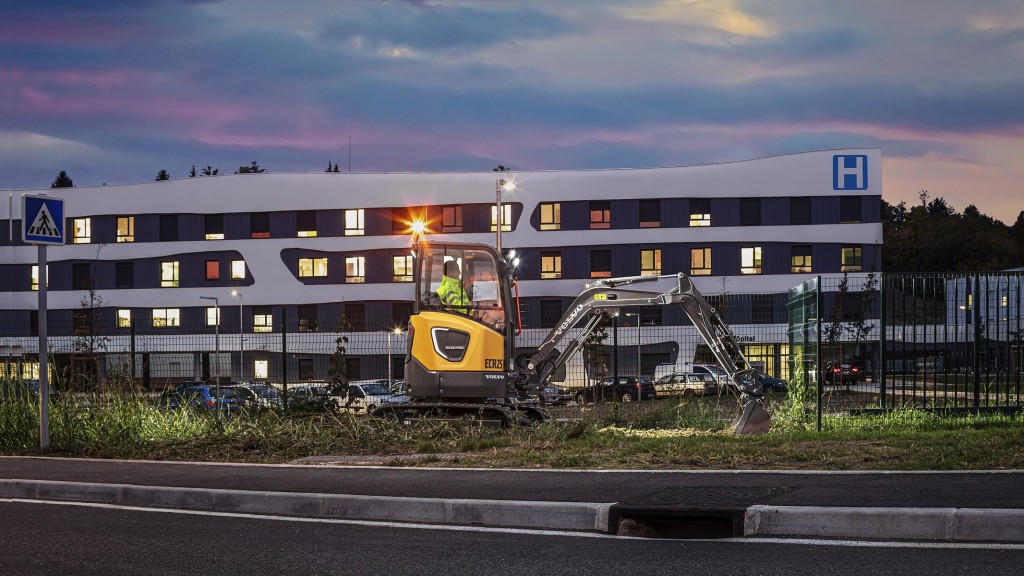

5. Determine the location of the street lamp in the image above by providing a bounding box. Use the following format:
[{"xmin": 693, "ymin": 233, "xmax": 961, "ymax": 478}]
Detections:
[
  {"xmin": 230, "ymin": 289, "xmax": 243, "ymax": 382},
  {"xmin": 495, "ymin": 178, "xmax": 515, "ymax": 252},
  {"xmin": 200, "ymin": 296, "xmax": 220, "ymax": 411},
  {"xmin": 388, "ymin": 327, "xmax": 402, "ymax": 388}
]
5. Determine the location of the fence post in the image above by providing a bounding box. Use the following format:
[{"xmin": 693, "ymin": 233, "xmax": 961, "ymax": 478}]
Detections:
[
  {"xmin": 973, "ymin": 275, "xmax": 982, "ymax": 407},
  {"xmin": 816, "ymin": 276, "xmax": 822, "ymax": 432},
  {"xmin": 879, "ymin": 273, "xmax": 886, "ymax": 409},
  {"xmin": 281, "ymin": 308, "xmax": 288, "ymax": 410}
]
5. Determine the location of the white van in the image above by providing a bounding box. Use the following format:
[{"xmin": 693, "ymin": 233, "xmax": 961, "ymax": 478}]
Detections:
[{"xmin": 654, "ymin": 362, "xmax": 692, "ymax": 382}]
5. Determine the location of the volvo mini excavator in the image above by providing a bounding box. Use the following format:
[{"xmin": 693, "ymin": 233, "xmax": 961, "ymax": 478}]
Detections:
[{"xmin": 370, "ymin": 240, "xmax": 772, "ymax": 435}]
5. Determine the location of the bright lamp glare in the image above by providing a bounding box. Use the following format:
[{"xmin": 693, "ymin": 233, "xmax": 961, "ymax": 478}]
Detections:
[
  {"xmin": 409, "ymin": 219, "xmax": 428, "ymax": 236},
  {"xmin": 500, "ymin": 179, "xmax": 516, "ymax": 192}
]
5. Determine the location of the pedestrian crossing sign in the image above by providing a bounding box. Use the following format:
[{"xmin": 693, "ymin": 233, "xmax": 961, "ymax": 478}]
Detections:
[{"xmin": 22, "ymin": 194, "xmax": 65, "ymax": 245}]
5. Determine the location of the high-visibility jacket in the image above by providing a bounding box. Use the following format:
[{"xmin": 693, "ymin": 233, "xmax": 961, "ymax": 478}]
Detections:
[{"xmin": 437, "ymin": 276, "xmax": 470, "ymax": 308}]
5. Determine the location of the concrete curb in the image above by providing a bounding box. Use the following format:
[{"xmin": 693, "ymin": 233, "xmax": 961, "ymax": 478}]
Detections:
[
  {"xmin": 745, "ymin": 505, "xmax": 1024, "ymax": 543},
  {"xmin": 0, "ymin": 479, "xmax": 611, "ymax": 533}
]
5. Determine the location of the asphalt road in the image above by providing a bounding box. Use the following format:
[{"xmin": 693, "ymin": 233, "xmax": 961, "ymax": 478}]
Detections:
[{"xmin": 3, "ymin": 501, "xmax": 1023, "ymax": 576}]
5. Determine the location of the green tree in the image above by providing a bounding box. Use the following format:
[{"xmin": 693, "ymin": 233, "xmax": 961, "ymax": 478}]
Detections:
[
  {"xmin": 51, "ymin": 171, "xmax": 74, "ymax": 188},
  {"xmin": 202, "ymin": 166, "xmax": 219, "ymax": 176},
  {"xmin": 155, "ymin": 170, "xmax": 170, "ymax": 181},
  {"xmin": 189, "ymin": 165, "xmax": 197, "ymax": 178},
  {"xmin": 236, "ymin": 161, "xmax": 266, "ymax": 174}
]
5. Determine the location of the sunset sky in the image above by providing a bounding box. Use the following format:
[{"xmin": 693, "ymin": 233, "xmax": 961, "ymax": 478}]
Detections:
[{"xmin": 2, "ymin": 0, "xmax": 1022, "ymax": 223}]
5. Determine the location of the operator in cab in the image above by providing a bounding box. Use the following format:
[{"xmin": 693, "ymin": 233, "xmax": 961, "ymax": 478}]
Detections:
[{"xmin": 437, "ymin": 261, "xmax": 471, "ymax": 310}]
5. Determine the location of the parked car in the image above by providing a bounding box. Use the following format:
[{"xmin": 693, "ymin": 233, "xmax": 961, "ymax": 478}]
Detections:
[
  {"xmin": 286, "ymin": 384, "xmax": 337, "ymax": 411},
  {"xmin": 692, "ymin": 364, "xmax": 731, "ymax": 387},
  {"xmin": 538, "ymin": 385, "xmax": 572, "ymax": 406},
  {"xmin": 1, "ymin": 379, "xmax": 61, "ymax": 402},
  {"xmin": 225, "ymin": 382, "xmax": 283, "ymax": 409},
  {"xmin": 654, "ymin": 372, "xmax": 717, "ymax": 398},
  {"xmin": 342, "ymin": 380, "xmax": 409, "ymax": 413},
  {"xmin": 159, "ymin": 384, "xmax": 242, "ymax": 413},
  {"xmin": 574, "ymin": 376, "xmax": 657, "ymax": 404},
  {"xmin": 756, "ymin": 373, "xmax": 789, "ymax": 393},
  {"xmin": 825, "ymin": 362, "xmax": 860, "ymax": 384}
]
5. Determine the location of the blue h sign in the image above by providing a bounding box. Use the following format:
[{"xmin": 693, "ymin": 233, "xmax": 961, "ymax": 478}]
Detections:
[
  {"xmin": 22, "ymin": 194, "xmax": 66, "ymax": 245},
  {"xmin": 833, "ymin": 154, "xmax": 868, "ymax": 191}
]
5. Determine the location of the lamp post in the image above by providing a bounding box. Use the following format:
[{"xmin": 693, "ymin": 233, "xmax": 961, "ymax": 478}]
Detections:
[
  {"xmin": 388, "ymin": 327, "xmax": 402, "ymax": 388},
  {"xmin": 200, "ymin": 296, "xmax": 220, "ymax": 413},
  {"xmin": 230, "ymin": 289, "xmax": 243, "ymax": 382},
  {"xmin": 495, "ymin": 178, "xmax": 515, "ymax": 253}
]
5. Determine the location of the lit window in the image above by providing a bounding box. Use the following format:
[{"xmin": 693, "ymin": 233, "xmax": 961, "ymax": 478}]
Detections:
[
  {"xmin": 253, "ymin": 307, "xmax": 272, "ymax": 333},
  {"xmin": 160, "ymin": 261, "xmax": 179, "ymax": 287},
  {"xmin": 254, "ymin": 360, "xmax": 268, "ymax": 379},
  {"xmin": 541, "ymin": 252, "xmax": 562, "ymax": 279},
  {"xmin": 117, "ymin": 217, "xmax": 135, "ymax": 242},
  {"xmin": 298, "ymin": 257, "xmax": 328, "ymax": 278},
  {"xmin": 590, "ymin": 250, "xmax": 612, "ymax": 278},
  {"xmin": 251, "ymin": 212, "xmax": 270, "ymax": 239},
  {"xmin": 1002, "ymin": 295, "xmax": 1009, "ymax": 307},
  {"xmin": 841, "ymin": 246, "xmax": 863, "ymax": 272},
  {"xmin": 344, "ymin": 209, "xmax": 365, "ymax": 236},
  {"xmin": 346, "ymin": 256, "xmax": 366, "ymax": 283},
  {"xmin": 30, "ymin": 265, "xmax": 48, "ymax": 291},
  {"xmin": 490, "ymin": 205, "xmax": 512, "ymax": 232},
  {"xmin": 689, "ymin": 199, "xmax": 711, "ymax": 227},
  {"xmin": 690, "ymin": 248, "xmax": 711, "ymax": 276},
  {"xmin": 297, "ymin": 210, "xmax": 317, "ymax": 237},
  {"xmin": 205, "ymin": 214, "xmax": 224, "ymax": 240},
  {"xmin": 589, "ymin": 202, "xmax": 610, "ymax": 229},
  {"xmin": 73, "ymin": 218, "xmax": 91, "ymax": 244},
  {"xmin": 539, "ymin": 203, "xmax": 561, "ymax": 231},
  {"xmin": 791, "ymin": 245, "xmax": 812, "ymax": 273},
  {"xmin": 117, "ymin": 309, "xmax": 131, "ymax": 328},
  {"xmin": 231, "ymin": 260, "xmax": 246, "ymax": 279},
  {"xmin": 393, "ymin": 255, "xmax": 413, "ymax": 282},
  {"xmin": 206, "ymin": 260, "xmax": 220, "ymax": 281},
  {"xmin": 205, "ymin": 307, "xmax": 220, "ymax": 326},
  {"xmin": 442, "ymin": 205, "xmax": 462, "ymax": 233},
  {"xmin": 741, "ymin": 247, "xmax": 762, "ymax": 275},
  {"xmin": 152, "ymin": 308, "xmax": 180, "ymax": 328},
  {"xmin": 640, "ymin": 249, "xmax": 661, "ymax": 276}
]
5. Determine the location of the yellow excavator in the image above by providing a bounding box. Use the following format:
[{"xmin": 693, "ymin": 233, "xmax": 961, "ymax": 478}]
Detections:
[{"xmin": 371, "ymin": 239, "xmax": 772, "ymax": 435}]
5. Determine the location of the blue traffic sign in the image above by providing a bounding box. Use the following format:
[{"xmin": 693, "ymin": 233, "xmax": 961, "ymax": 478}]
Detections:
[{"xmin": 23, "ymin": 195, "xmax": 66, "ymax": 245}]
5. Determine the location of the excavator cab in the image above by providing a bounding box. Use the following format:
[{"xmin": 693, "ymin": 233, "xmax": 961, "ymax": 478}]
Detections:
[{"xmin": 405, "ymin": 241, "xmax": 520, "ymax": 402}]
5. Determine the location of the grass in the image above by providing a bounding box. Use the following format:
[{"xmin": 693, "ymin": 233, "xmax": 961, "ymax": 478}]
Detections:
[{"xmin": 2, "ymin": 390, "xmax": 1022, "ymax": 470}]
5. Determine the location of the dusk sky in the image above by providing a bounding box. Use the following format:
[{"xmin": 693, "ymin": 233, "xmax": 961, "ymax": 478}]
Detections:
[{"xmin": 2, "ymin": 0, "xmax": 1022, "ymax": 224}]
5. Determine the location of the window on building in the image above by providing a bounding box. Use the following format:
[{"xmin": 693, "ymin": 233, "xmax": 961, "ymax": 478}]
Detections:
[
  {"xmin": 160, "ymin": 261, "xmax": 179, "ymax": 287},
  {"xmin": 345, "ymin": 256, "xmax": 365, "ymax": 283},
  {"xmin": 393, "ymin": 206, "xmax": 424, "ymax": 235},
  {"xmin": 204, "ymin": 214, "xmax": 224, "ymax": 240},
  {"xmin": 791, "ymin": 245, "xmax": 812, "ymax": 273},
  {"xmin": 689, "ymin": 199, "xmax": 711, "ymax": 227},
  {"xmin": 298, "ymin": 305, "xmax": 318, "ymax": 332},
  {"xmin": 73, "ymin": 309, "xmax": 93, "ymax": 332},
  {"xmin": 346, "ymin": 357, "xmax": 362, "ymax": 380},
  {"xmin": 297, "ymin": 210, "xmax": 317, "ymax": 237},
  {"xmin": 344, "ymin": 209, "xmax": 365, "ymax": 236},
  {"xmin": 393, "ymin": 255, "xmax": 413, "ymax": 282},
  {"xmin": 590, "ymin": 250, "xmax": 612, "ymax": 278},
  {"xmin": 298, "ymin": 257, "xmax": 328, "ymax": 278},
  {"xmin": 640, "ymin": 249, "xmax": 661, "ymax": 276},
  {"xmin": 253, "ymin": 306, "xmax": 273, "ymax": 332},
  {"xmin": 152, "ymin": 308, "xmax": 180, "ymax": 328},
  {"xmin": 231, "ymin": 260, "xmax": 246, "ymax": 279},
  {"xmin": 539, "ymin": 203, "xmax": 561, "ymax": 231},
  {"xmin": 298, "ymin": 358, "xmax": 315, "ymax": 381},
  {"xmin": 117, "ymin": 309, "xmax": 131, "ymax": 328},
  {"xmin": 840, "ymin": 196, "xmax": 862, "ymax": 223},
  {"xmin": 752, "ymin": 294, "xmax": 775, "ymax": 324},
  {"xmin": 254, "ymin": 359, "xmax": 268, "ymax": 380},
  {"xmin": 344, "ymin": 303, "xmax": 366, "ymax": 331},
  {"xmin": 639, "ymin": 200, "xmax": 660, "ymax": 228},
  {"xmin": 740, "ymin": 246, "xmax": 763, "ymax": 275},
  {"xmin": 790, "ymin": 197, "xmax": 811, "ymax": 225},
  {"xmin": 740, "ymin": 198, "xmax": 761, "ymax": 226},
  {"xmin": 159, "ymin": 215, "xmax": 178, "ymax": 242},
  {"xmin": 589, "ymin": 201, "xmax": 611, "ymax": 229},
  {"xmin": 250, "ymin": 212, "xmax": 270, "ymax": 239},
  {"xmin": 690, "ymin": 247, "xmax": 711, "ymax": 276},
  {"xmin": 392, "ymin": 302, "xmax": 413, "ymax": 328},
  {"xmin": 205, "ymin": 260, "xmax": 220, "ymax": 281},
  {"xmin": 540, "ymin": 252, "xmax": 562, "ymax": 279},
  {"xmin": 490, "ymin": 204, "xmax": 512, "ymax": 232},
  {"xmin": 442, "ymin": 205, "xmax": 462, "ymax": 233},
  {"xmin": 540, "ymin": 300, "xmax": 563, "ymax": 329},
  {"xmin": 72, "ymin": 263, "xmax": 91, "ymax": 290},
  {"xmin": 205, "ymin": 307, "xmax": 220, "ymax": 326},
  {"xmin": 31, "ymin": 265, "xmax": 42, "ymax": 291},
  {"xmin": 116, "ymin": 262, "xmax": 134, "ymax": 289},
  {"xmin": 72, "ymin": 217, "xmax": 91, "ymax": 244},
  {"xmin": 640, "ymin": 306, "xmax": 663, "ymax": 326},
  {"xmin": 841, "ymin": 246, "xmax": 863, "ymax": 272},
  {"xmin": 117, "ymin": 216, "xmax": 134, "ymax": 242}
]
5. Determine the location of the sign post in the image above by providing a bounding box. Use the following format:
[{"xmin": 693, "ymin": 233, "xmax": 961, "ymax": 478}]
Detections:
[{"xmin": 22, "ymin": 194, "xmax": 65, "ymax": 450}]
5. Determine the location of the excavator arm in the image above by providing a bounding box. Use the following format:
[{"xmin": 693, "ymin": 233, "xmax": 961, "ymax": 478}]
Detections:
[{"xmin": 521, "ymin": 273, "xmax": 772, "ymax": 435}]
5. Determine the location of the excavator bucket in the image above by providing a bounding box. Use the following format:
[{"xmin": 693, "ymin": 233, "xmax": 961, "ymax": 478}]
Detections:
[{"xmin": 731, "ymin": 400, "xmax": 772, "ymax": 436}]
